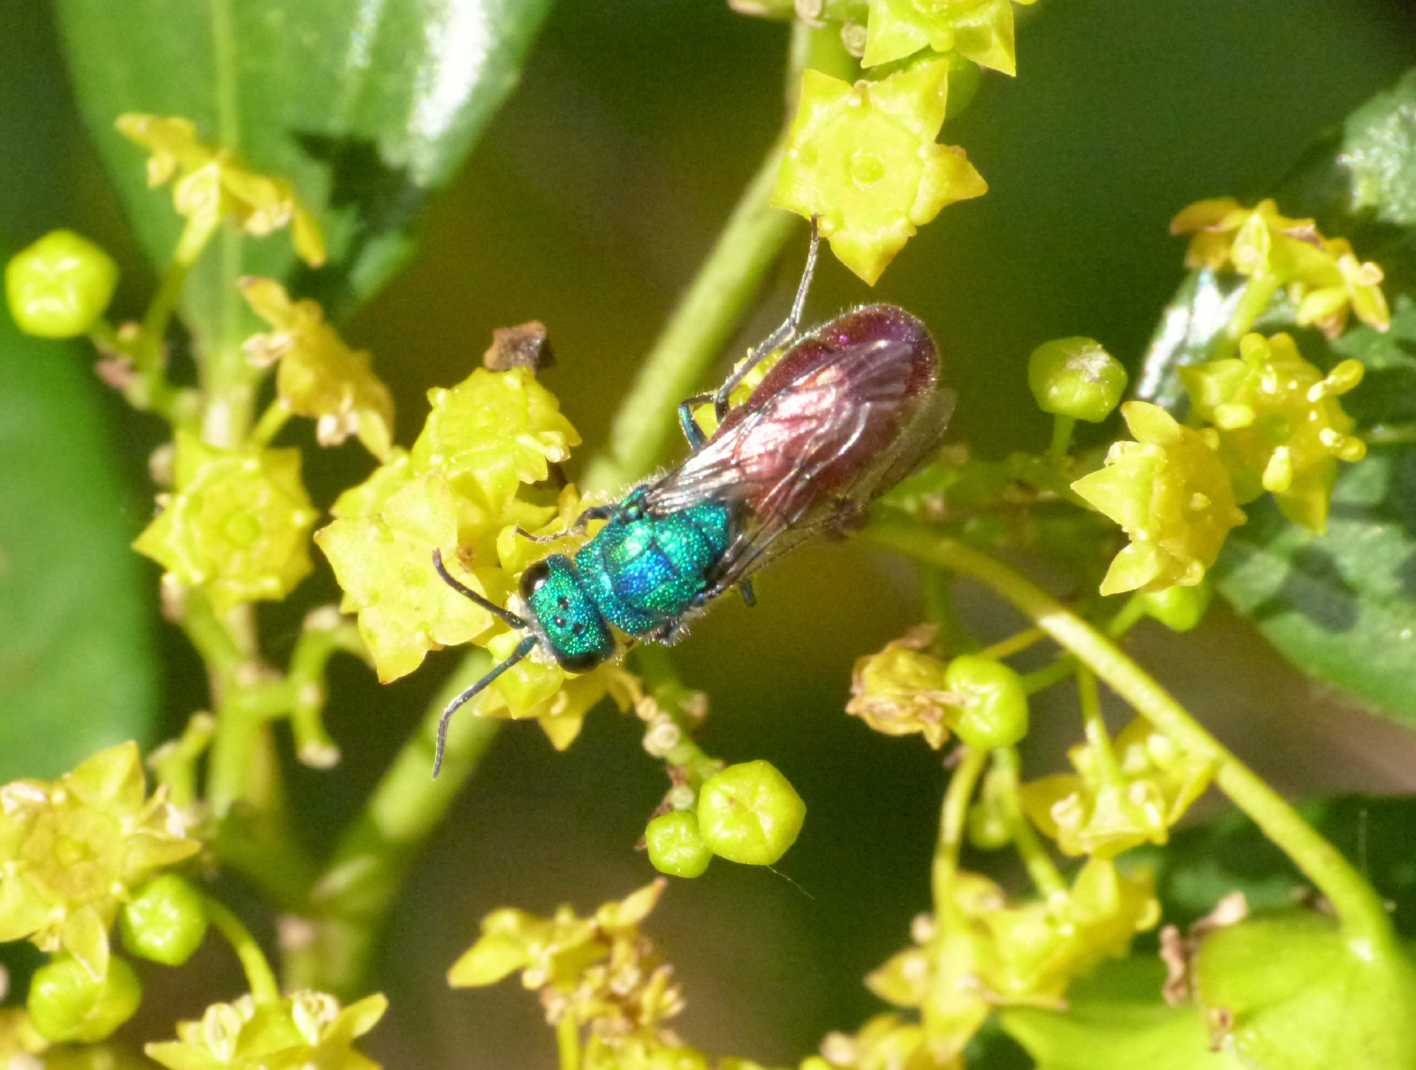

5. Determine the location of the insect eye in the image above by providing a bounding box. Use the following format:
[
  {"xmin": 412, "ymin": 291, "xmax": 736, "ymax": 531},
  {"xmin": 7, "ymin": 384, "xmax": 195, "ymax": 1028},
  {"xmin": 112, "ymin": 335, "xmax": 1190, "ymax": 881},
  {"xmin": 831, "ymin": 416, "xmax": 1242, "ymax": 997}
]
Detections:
[
  {"xmin": 572, "ymin": 622, "xmax": 585, "ymax": 636},
  {"xmin": 521, "ymin": 560, "xmax": 551, "ymax": 596},
  {"xmin": 557, "ymin": 595, "xmax": 570, "ymax": 610}
]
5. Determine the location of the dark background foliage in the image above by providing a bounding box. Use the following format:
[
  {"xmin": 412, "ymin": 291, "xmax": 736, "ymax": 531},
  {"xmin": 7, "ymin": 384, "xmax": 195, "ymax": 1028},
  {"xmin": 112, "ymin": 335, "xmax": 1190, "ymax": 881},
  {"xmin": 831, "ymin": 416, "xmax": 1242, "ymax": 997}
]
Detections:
[{"xmin": 2, "ymin": 2, "xmax": 1414, "ymax": 1066}]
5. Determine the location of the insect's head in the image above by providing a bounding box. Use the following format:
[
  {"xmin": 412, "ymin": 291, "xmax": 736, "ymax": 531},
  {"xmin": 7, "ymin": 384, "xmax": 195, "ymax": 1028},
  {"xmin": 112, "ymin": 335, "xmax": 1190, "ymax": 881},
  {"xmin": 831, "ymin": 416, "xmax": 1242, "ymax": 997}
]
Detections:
[{"xmin": 521, "ymin": 555, "xmax": 615, "ymax": 672}]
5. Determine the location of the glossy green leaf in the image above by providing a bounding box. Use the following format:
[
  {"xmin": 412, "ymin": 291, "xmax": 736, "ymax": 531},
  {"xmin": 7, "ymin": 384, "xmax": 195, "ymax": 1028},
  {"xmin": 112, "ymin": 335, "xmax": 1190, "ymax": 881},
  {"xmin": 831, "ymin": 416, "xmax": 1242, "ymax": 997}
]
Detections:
[
  {"xmin": 1131, "ymin": 795, "xmax": 1416, "ymax": 936},
  {"xmin": 1000, "ymin": 956, "xmax": 1244, "ymax": 1070},
  {"xmin": 55, "ymin": 0, "xmax": 554, "ymax": 344},
  {"xmin": 0, "ymin": 305, "xmax": 159, "ymax": 780},
  {"xmin": 1195, "ymin": 913, "xmax": 1416, "ymax": 1070},
  {"xmin": 1134, "ymin": 67, "xmax": 1416, "ymax": 724}
]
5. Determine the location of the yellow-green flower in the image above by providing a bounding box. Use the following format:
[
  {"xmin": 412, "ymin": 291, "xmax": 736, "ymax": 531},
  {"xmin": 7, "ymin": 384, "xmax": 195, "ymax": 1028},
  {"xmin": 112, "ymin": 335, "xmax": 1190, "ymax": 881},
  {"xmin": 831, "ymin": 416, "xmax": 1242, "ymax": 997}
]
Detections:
[
  {"xmin": 0, "ymin": 743, "xmax": 200, "ymax": 979},
  {"xmin": 134, "ymin": 431, "xmax": 318, "ymax": 612},
  {"xmin": 774, "ymin": 59, "xmax": 987, "ymax": 285},
  {"xmin": 865, "ymin": 862, "xmax": 1156, "ymax": 1056},
  {"xmin": 1181, "ymin": 332, "xmax": 1366, "ymax": 532},
  {"xmin": 1020, "ymin": 719, "xmax": 1215, "ymax": 858},
  {"xmin": 1170, "ymin": 197, "xmax": 1389, "ymax": 337},
  {"xmin": 846, "ymin": 625, "xmax": 955, "ymax": 748},
  {"xmin": 241, "ymin": 278, "xmax": 395, "ymax": 459},
  {"xmin": 1072, "ymin": 401, "xmax": 1246, "ymax": 595},
  {"xmin": 804, "ymin": 1013, "xmax": 950, "ymax": 1070},
  {"xmin": 449, "ymin": 881, "xmax": 683, "ymax": 1042},
  {"xmin": 411, "ymin": 367, "xmax": 580, "ymax": 516},
  {"xmin": 863, "ymin": 0, "xmax": 1037, "ymax": 75},
  {"xmin": 315, "ymin": 453, "xmax": 498, "ymax": 682},
  {"xmin": 116, "ymin": 114, "xmax": 325, "ymax": 267},
  {"xmin": 145, "ymin": 991, "xmax": 386, "ymax": 1070}
]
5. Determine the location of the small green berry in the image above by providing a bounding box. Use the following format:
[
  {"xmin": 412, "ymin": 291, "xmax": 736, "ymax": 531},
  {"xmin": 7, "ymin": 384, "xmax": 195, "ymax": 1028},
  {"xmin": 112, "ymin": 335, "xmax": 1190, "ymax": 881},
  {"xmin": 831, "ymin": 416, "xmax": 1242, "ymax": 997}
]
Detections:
[
  {"xmin": 27, "ymin": 955, "xmax": 143, "ymax": 1043},
  {"xmin": 697, "ymin": 760, "xmax": 806, "ymax": 866},
  {"xmin": 1028, "ymin": 337, "xmax": 1128, "ymax": 423},
  {"xmin": 943, "ymin": 655, "xmax": 1029, "ymax": 749},
  {"xmin": 5, "ymin": 229, "xmax": 119, "ymax": 338},
  {"xmin": 1140, "ymin": 583, "xmax": 1213, "ymax": 633},
  {"xmin": 645, "ymin": 811, "xmax": 713, "ymax": 879},
  {"xmin": 120, "ymin": 874, "xmax": 209, "ymax": 966}
]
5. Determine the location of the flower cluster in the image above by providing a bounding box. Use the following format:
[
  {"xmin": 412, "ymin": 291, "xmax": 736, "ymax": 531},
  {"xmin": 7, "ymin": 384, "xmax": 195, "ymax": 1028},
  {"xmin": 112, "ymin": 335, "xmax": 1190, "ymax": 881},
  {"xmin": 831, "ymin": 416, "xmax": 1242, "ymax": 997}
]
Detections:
[
  {"xmin": 0, "ymin": 743, "xmax": 200, "ymax": 979},
  {"xmin": 145, "ymin": 991, "xmax": 387, "ymax": 1070},
  {"xmin": 450, "ymin": 882, "xmax": 687, "ymax": 1052},
  {"xmin": 1019, "ymin": 718, "xmax": 1215, "ymax": 858},
  {"xmin": 852, "ymin": 860, "xmax": 1157, "ymax": 1060},
  {"xmin": 116, "ymin": 114, "xmax": 325, "ymax": 267},
  {"xmin": 1171, "ymin": 197, "xmax": 1389, "ymax": 338},
  {"xmin": 774, "ymin": 59, "xmax": 986, "ymax": 285},
  {"xmin": 134, "ymin": 430, "xmax": 319, "ymax": 612},
  {"xmin": 1181, "ymin": 332, "xmax": 1366, "ymax": 532},
  {"xmin": 241, "ymin": 277, "xmax": 395, "ymax": 459},
  {"xmin": 315, "ymin": 365, "xmax": 626, "ymax": 747}
]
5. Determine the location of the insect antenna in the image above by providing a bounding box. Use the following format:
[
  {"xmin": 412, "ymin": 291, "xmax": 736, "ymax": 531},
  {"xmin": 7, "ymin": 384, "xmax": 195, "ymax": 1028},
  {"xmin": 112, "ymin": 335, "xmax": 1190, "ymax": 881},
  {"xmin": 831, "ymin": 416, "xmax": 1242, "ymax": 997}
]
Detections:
[
  {"xmin": 432, "ymin": 548, "xmax": 527, "ymax": 629},
  {"xmin": 430, "ymin": 548, "xmax": 539, "ymax": 776},
  {"xmin": 432, "ymin": 634, "xmax": 538, "ymax": 777}
]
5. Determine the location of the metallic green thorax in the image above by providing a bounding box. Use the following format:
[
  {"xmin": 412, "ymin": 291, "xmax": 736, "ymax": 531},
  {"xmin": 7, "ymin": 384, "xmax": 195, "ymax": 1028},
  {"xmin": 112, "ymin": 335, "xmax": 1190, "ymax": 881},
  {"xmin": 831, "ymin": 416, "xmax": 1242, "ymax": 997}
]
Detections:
[{"xmin": 523, "ymin": 489, "xmax": 732, "ymax": 671}]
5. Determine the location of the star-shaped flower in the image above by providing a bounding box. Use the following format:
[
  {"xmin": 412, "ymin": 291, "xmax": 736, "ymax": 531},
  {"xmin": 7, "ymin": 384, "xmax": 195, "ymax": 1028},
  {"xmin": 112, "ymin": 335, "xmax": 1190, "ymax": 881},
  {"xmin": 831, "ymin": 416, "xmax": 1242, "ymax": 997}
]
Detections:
[
  {"xmin": 863, "ymin": 0, "xmax": 1037, "ymax": 76},
  {"xmin": 774, "ymin": 59, "xmax": 987, "ymax": 285},
  {"xmin": 1071, "ymin": 402, "xmax": 1247, "ymax": 595}
]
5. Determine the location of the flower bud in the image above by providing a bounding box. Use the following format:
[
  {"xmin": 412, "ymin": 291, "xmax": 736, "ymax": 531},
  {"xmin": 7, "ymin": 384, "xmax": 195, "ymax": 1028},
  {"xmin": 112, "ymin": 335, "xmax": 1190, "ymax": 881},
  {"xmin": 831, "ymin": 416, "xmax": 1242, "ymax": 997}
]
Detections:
[
  {"xmin": 942, "ymin": 655, "xmax": 1029, "ymax": 749},
  {"xmin": 27, "ymin": 955, "xmax": 142, "ymax": 1043},
  {"xmin": 120, "ymin": 874, "xmax": 209, "ymax": 966},
  {"xmin": 1140, "ymin": 582, "xmax": 1212, "ymax": 633},
  {"xmin": 5, "ymin": 230, "xmax": 118, "ymax": 338},
  {"xmin": 1028, "ymin": 337, "xmax": 1127, "ymax": 423},
  {"xmin": 645, "ymin": 811, "xmax": 713, "ymax": 879},
  {"xmin": 697, "ymin": 761, "xmax": 806, "ymax": 866}
]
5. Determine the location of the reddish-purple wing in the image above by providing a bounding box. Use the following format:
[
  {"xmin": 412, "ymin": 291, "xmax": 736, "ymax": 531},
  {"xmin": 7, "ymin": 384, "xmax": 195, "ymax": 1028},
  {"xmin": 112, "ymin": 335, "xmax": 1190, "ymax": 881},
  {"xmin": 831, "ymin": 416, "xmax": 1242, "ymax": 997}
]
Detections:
[{"xmin": 642, "ymin": 304, "xmax": 953, "ymax": 594}]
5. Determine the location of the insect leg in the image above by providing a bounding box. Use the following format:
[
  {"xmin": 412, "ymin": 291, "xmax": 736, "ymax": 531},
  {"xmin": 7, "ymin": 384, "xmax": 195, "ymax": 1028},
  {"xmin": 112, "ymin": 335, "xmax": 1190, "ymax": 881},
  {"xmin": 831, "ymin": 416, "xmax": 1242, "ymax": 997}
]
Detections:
[
  {"xmin": 676, "ymin": 393, "xmax": 714, "ymax": 451},
  {"xmin": 433, "ymin": 548, "xmax": 527, "ymax": 630},
  {"xmin": 711, "ymin": 217, "xmax": 821, "ymax": 420},
  {"xmin": 514, "ymin": 504, "xmax": 620, "ymax": 543},
  {"xmin": 433, "ymin": 634, "xmax": 539, "ymax": 776}
]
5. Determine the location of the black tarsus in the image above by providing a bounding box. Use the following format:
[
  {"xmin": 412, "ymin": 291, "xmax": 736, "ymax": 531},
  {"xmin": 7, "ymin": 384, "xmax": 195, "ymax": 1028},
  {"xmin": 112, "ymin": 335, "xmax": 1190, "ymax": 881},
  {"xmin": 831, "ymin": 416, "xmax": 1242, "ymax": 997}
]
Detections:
[
  {"xmin": 433, "ymin": 634, "xmax": 539, "ymax": 777},
  {"xmin": 432, "ymin": 548, "xmax": 527, "ymax": 630}
]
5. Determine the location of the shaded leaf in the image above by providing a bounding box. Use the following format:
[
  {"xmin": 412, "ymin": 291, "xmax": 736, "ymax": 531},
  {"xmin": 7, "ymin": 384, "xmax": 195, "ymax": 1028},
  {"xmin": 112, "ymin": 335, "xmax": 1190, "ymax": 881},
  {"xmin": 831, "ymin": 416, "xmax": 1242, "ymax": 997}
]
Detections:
[
  {"xmin": 1000, "ymin": 956, "xmax": 1243, "ymax": 1070},
  {"xmin": 55, "ymin": 0, "xmax": 554, "ymax": 347},
  {"xmin": 0, "ymin": 305, "xmax": 159, "ymax": 779},
  {"xmin": 1195, "ymin": 913, "xmax": 1416, "ymax": 1070}
]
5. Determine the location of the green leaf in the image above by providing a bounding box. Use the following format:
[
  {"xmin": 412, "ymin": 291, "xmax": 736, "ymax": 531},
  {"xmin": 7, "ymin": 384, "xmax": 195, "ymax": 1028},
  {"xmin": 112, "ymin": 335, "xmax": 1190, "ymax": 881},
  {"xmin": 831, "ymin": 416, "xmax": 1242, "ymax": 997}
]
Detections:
[
  {"xmin": 0, "ymin": 306, "xmax": 160, "ymax": 780},
  {"xmin": 1134, "ymin": 67, "xmax": 1416, "ymax": 724},
  {"xmin": 54, "ymin": 0, "xmax": 554, "ymax": 342},
  {"xmin": 1000, "ymin": 956, "xmax": 1245, "ymax": 1070},
  {"xmin": 1194, "ymin": 913, "xmax": 1416, "ymax": 1070},
  {"xmin": 1131, "ymin": 795, "xmax": 1416, "ymax": 937}
]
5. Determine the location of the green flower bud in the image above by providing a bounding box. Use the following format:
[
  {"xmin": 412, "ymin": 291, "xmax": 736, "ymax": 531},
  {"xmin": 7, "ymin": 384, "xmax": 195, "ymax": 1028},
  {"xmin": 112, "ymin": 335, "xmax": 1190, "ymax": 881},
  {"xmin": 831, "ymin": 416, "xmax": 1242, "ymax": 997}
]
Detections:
[
  {"xmin": 119, "ymin": 874, "xmax": 209, "ymax": 966},
  {"xmin": 697, "ymin": 761, "xmax": 806, "ymax": 866},
  {"xmin": 942, "ymin": 655, "xmax": 1029, "ymax": 750},
  {"xmin": 5, "ymin": 230, "xmax": 118, "ymax": 338},
  {"xmin": 645, "ymin": 811, "xmax": 713, "ymax": 879},
  {"xmin": 1140, "ymin": 582, "xmax": 1213, "ymax": 633},
  {"xmin": 27, "ymin": 955, "xmax": 142, "ymax": 1044},
  {"xmin": 1028, "ymin": 337, "xmax": 1128, "ymax": 423}
]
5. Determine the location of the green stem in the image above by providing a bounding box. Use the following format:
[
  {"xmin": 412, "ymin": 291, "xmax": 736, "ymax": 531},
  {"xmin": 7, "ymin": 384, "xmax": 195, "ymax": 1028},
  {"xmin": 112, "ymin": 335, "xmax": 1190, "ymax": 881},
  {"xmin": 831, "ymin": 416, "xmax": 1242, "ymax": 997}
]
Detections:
[
  {"xmin": 977, "ymin": 627, "xmax": 1047, "ymax": 663},
  {"xmin": 1047, "ymin": 414, "xmax": 1075, "ymax": 464},
  {"xmin": 203, "ymin": 895, "xmax": 280, "ymax": 1003},
  {"xmin": 250, "ymin": 398, "xmax": 293, "ymax": 447},
  {"xmin": 556, "ymin": 1014, "xmax": 581, "ymax": 1070},
  {"xmin": 634, "ymin": 646, "xmax": 719, "ymax": 785},
  {"xmin": 932, "ymin": 746, "xmax": 987, "ymax": 909},
  {"xmin": 869, "ymin": 515, "xmax": 1397, "ymax": 957},
  {"xmin": 992, "ymin": 747, "xmax": 1065, "ymax": 899},
  {"xmin": 1212, "ymin": 273, "xmax": 1279, "ymax": 361},
  {"xmin": 283, "ymin": 655, "xmax": 503, "ymax": 995},
  {"xmin": 1075, "ymin": 665, "xmax": 1123, "ymax": 786}
]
